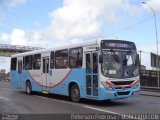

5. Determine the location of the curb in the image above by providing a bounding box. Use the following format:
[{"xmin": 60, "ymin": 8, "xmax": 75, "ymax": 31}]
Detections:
[
  {"xmin": 140, "ymin": 90, "xmax": 160, "ymax": 97},
  {"xmin": 140, "ymin": 93, "xmax": 160, "ymax": 97},
  {"xmin": 141, "ymin": 86, "xmax": 160, "ymax": 91}
]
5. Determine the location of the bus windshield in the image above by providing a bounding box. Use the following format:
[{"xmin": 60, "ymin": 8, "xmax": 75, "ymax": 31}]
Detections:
[{"xmin": 101, "ymin": 50, "xmax": 139, "ymax": 78}]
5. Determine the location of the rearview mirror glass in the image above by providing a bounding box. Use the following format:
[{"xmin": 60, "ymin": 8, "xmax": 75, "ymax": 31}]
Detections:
[{"xmin": 99, "ymin": 55, "xmax": 103, "ymax": 63}]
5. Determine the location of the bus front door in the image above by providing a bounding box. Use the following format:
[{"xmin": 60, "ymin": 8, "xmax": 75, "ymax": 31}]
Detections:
[
  {"xmin": 18, "ymin": 60, "xmax": 22, "ymax": 89},
  {"xmin": 42, "ymin": 57, "xmax": 49, "ymax": 92},
  {"xmin": 86, "ymin": 52, "xmax": 98, "ymax": 97}
]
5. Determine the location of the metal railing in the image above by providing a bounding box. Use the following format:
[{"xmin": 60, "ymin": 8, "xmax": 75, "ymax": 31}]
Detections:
[
  {"xmin": 140, "ymin": 70, "xmax": 160, "ymax": 87},
  {"xmin": 0, "ymin": 44, "xmax": 43, "ymax": 52}
]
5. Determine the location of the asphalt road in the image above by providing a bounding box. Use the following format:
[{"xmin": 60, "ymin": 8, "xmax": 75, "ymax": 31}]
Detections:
[{"xmin": 0, "ymin": 81, "xmax": 160, "ymax": 120}]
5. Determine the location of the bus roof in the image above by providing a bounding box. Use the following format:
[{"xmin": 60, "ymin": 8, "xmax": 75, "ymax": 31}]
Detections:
[
  {"xmin": 11, "ymin": 38, "xmax": 135, "ymax": 58},
  {"xmin": 11, "ymin": 38, "xmax": 100, "ymax": 58}
]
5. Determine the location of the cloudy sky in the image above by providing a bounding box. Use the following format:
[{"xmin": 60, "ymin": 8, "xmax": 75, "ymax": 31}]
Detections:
[{"xmin": 0, "ymin": 0, "xmax": 160, "ymax": 71}]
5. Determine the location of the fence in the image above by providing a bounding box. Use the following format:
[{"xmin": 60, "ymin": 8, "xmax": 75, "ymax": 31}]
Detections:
[
  {"xmin": 138, "ymin": 51, "xmax": 160, "ymax": 88},
  {"xmin": 140, "ymin": 70, "xmax": 160, "ymax": 87}
]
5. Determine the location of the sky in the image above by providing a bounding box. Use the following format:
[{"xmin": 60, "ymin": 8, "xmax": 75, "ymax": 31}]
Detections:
[{"xmin": 0, "ymin": 0, "xmax": 160, "ymax": 72}]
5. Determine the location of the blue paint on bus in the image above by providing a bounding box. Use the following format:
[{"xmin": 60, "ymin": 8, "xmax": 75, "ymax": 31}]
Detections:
[{"xmin": 10, "ymin": 68, "xmax": 140, "ymax": 100}]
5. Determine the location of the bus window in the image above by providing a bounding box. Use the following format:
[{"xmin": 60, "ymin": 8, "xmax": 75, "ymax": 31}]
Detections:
[
  {"xmin": 23, "ymin": 57, "xmax": 25, "ymax": 69},
  {"xmin": 50, "ymin": 51, "xmax": 54, "ymax": 69},
  {"xmin": 86, "ymin": 54, "xmax": 91, "ymax": 74},
  {"xmin": 11, "ymin": 58, "xmax": 17, "ymax": 70},
  {"xmin": 93, "ymin": 53, "xmax": 98, "ymax": 73},
  {"xmin": 43, "ymin": 58, "xmax": 49, "ymax": 73},
  {"xmin": 69, "ymin": 47, "xmax": 83, "ymax": 68},
  {"xmin": 18, "ymin": 61, "xmax": 22, "ymax": 73},
  {"xmin": 55, "ymin": 49, "xmax": 68, "ymax": 69},
  {"xmin": 33, "ymin": 54, "xmax": 41, "ymax": 70},
  {"xmin": 24, "ymin": 55, "xmax": 33, "ymax": 70}
]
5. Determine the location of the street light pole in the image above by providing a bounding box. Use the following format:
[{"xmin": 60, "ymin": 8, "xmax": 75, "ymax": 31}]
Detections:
[{"xmin": 142, "ymin": 1, "xmax": 159, "ymax": 87}]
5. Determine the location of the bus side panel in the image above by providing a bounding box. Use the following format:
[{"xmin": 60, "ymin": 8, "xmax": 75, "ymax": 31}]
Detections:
[
  {"xmin": 49, "ymin": 68, "xmax": 86, "ymax": 97},
  {"xmin": 10, "ymin": 71, "xmax": 19, "ymax": 89},
  {"xmin": 21, "ymin": 70, "xmax": 43, "ymax": 92},
  {"xmin": 18, "ymin": 68, "xmax": 86, "ymax": 97},
  {"xmin": 10, "ymin": 70, "xmax": 43, "ymax": 92},
  {"xmin": 11, "ymin": 68, "xmax": 95, "ymax": 99}
]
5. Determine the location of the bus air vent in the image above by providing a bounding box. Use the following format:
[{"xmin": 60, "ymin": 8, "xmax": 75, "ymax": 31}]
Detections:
[{"xmin": 117, "ymin": 91, "xmax": 130, "ymax": 96}]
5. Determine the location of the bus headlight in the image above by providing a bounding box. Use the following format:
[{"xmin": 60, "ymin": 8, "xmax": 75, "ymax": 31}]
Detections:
[
  {"xmin": 132, "ymin": 80, "xmax": 140, "ymax": 89},
  {"xmin": 101, "ymin": 82, "xmax": 113, "ymax": 91}
]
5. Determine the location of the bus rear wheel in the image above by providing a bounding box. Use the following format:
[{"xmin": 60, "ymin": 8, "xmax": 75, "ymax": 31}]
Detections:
[
  {"xmin": 26, "ymin": 81, "xmax": 32, "ymax": 95},
  {"xmin": 70, "ymin": 84, "xmax": 80, "ymax": 102}
]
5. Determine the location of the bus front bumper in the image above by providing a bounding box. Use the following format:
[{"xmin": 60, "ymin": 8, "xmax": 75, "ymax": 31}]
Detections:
[{"xmin": 99, "ymin": 88, "xmax": 140, "ymax": 100}]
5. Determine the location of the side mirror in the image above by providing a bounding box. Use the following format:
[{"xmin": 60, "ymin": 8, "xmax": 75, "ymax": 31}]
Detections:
[
  {"xmin": 99, "ymin": 55, "xmax": 103, "ymax": 63},
  {"xmin": 135, "ymin": 54, "xmax": 140, "ymax": 66}
]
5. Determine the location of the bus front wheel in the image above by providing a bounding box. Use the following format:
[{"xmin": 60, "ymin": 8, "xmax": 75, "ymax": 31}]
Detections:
[
  {"xmin": 26, "ymin": 81, "xmax": 32, "ymax": 95},
  {"xmin": 70, "ymin": 84, "xmax": 80, "ymax": 102}
]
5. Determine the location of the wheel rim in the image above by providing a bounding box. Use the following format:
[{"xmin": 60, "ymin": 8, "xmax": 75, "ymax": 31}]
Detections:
[
  {"xmin": 72, "ymin": 88, "xmax": 79, "ymax": 98},
  {"xmin": 27, "ymin": 83, "xmax": 30, "ymax": 94},
  {"xmin": 71, "ymin": 85, "xmax": 80, "ymax": 102}
]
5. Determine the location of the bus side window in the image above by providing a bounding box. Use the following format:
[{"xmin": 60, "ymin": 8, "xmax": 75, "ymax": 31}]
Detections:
[
  {"xmin": 55, "ymin": 49, "xmax": 68, "ymax": 69},
  {"xmin": 11, "ymin": 58, "xmax": 17, "ymax": 70},
  {"xmin": 18, "ymin": 61, "xmax": 22, "ymax": 73},
  {"xmin": 50, "ymin": 51, "xmax": 54, "ymax": 69},
  {"xmin": 24, "ymin": 55, "xmax": 33, "ymax": 70},
  {"xmin": 25, "ymin": 63, "xmax": 30, "ymax": 70},
  {"xmin": 76, "ymin": 60, "xmax": 82, "ymax": 68},
  {"xmin": 93, "ymin": 53, "xmax": 98, "ymax": 73},
  {"xmin": 33, "ymin": 54, "xmax": 41, "ymax": 70},
  {"xmin": 69, "ymin": 47, "xmax": 83, "ymax": 68},
  {"xmin": 86, "ymin": 54, "xmax": 91, "ymax": 74}
]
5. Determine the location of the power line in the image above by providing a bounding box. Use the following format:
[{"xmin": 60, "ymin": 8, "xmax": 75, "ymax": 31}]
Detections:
[
  {"xmin": 106, "ymin": 12, "xmax": 160, "ymax": 37},
  {"xmin": 107, "ymin": 16, "xmax": 153, "ymax": 37}
]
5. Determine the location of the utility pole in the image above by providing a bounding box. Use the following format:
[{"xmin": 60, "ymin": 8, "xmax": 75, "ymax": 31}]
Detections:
[{"xmin": 142, "ymin": 1, "xmax": 159, "ymax": 87}]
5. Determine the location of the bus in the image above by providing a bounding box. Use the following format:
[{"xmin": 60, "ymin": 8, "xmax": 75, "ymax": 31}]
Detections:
[{"xmin": 10, "ymin": 39, "xmax": 140, "ymax": 102}]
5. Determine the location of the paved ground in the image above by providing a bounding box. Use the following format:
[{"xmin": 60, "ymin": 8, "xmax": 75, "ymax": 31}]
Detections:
[
  {"xmin": 141, "ymin": 90, "xmax": 160, "ymax": 97},
  {"xmin": 0, "ymin": 81, "xmax": 160, "ymax": 120}
]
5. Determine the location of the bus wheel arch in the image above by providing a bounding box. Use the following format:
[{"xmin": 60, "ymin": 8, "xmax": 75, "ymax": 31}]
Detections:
[
  {"xmin": 69, "ymin": 82, "xmax": 80, "ymax": 102},
  {"xmin": 26, "ymin": 80, "xmax": 32, "ymax": 95}
]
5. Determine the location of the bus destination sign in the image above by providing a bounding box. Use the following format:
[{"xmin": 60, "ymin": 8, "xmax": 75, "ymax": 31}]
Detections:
[{"xmin": 101, "ymin": 40, "xmax": 136, "ymax": 50}]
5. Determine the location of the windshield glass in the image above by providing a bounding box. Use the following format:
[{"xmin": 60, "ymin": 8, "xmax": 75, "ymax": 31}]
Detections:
[{"xmin": 101, "ymin": 50, "xmax": 139, "ymax": 78}]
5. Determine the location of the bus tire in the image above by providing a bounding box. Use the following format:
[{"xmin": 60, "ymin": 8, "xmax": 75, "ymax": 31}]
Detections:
[
  {"xmin": 70, "ymin": 84, "xmax": 80, "ymax": 102},
  {"xmin": 26, "ymin": 81, "xmax": 32, "ymax": 95}
]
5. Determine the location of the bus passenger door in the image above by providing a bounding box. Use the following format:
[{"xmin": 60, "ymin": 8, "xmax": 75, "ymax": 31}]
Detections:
[
  {"xmin": 42, "ymin": 57, "xmax": 49, "ymax": 92},
  {"xmin": 86, "ymin": 52, "xmax": 98, "ymax": 97},
  {"xmin": 17, "ymin": 60, "xmax": 22, "ymax": 89}
]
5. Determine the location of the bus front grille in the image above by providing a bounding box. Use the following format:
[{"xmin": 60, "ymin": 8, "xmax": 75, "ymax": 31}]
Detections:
[{"xmin": 111, "ymin": 81, "xmax": 134, "ymax": 85}]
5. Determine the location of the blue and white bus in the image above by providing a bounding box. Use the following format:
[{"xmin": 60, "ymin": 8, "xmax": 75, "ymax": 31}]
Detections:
[{"xmin": 10, "ymin": 39, "xmax": 140, "ymax": 102}]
